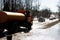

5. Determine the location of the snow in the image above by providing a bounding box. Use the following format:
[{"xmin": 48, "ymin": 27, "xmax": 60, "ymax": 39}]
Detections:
[{"xmin": 0, "ymin": 18, "xmax": 60, "ymax": 40}]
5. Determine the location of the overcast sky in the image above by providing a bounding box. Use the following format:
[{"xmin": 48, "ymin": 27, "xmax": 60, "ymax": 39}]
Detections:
[
  {"xmin": 39, "ymin": 0, "xmax": 59, "ymax": 12},
  {"xmin": 0, "ymin": 0, "xmax": 59, "ymax": 12}
]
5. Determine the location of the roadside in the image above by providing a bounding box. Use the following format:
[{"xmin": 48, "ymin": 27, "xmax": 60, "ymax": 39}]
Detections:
[{"xmin": 32, "ymin": 18, "xmax": 59, "ymax": 29}]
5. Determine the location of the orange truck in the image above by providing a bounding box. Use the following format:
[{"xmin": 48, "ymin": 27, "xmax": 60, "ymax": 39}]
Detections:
[{"xmin": 0, "ymin": 10, "xmax": 33, "ymax": 37}]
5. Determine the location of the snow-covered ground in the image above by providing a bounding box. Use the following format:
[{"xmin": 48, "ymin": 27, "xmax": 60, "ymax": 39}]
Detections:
[
  {"xmin": 0, "ymin": 18, "xmax": 60, "ymax": 40},
  {"xmin": 32, "ymin": 18, "xmax": 59, "ymax": 29}
]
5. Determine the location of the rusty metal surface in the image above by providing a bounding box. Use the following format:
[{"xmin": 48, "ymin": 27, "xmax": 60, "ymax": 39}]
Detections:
[
  {"xmin": 0, "ymin": 11, "xmax": 25, "ymax": 23},
  {"xmin": 0, "ymin": 11, "xmax": 7, "ymax": 23}
]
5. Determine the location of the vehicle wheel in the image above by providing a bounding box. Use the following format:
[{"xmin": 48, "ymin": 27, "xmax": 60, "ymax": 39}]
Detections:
[
  {"xmin": 24, "ymin": 29, "xmax": 30, "ymax": 33},
  {"xmin": 0, "ymin": 24, "xmax": 5, "ymax": 38},
  {"xmin": 0, "ymin": 29, "xmax": 5, "ymax": 38},
  {"xmin": 23, "ymin": 22, "xmax": 32, "ymax": 33}
]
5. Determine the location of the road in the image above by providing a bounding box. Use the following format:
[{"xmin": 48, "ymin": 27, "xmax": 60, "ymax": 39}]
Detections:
[{"xmin": 0, "ymin": 18, "xmax": 60, "ymax": 40}]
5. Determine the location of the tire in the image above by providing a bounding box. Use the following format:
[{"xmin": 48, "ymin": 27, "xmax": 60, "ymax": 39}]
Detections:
[
  {"xmin": 0, "ymin": 29, "xmax": 5, "ymax": 38},
  {"xmin": 22, "ymin": 22, "xmax": 32, "ymax": 33},
  {"xmin": 0, "ymin": 24, "xmax": 5, "ymax": 38}
]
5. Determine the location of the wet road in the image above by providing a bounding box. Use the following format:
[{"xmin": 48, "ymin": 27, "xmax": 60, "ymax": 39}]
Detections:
[{"xmin": 0, "ymin": 18, "xmax": 60, "ymax": 40}]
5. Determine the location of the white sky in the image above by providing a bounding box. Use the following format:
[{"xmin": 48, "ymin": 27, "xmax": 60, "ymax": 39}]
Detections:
[
  {"xmin": 0, "ymin": 0, "xmax": 59, "ymax": 12},
  {"xmin": 39, "ymin": 0, "xmax": 59, "ymax": 12}
]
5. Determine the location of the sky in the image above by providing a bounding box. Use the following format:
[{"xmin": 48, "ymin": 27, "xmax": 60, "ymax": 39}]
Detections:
[
  {"xmin": 39, "ymin": 0, "xmax": 59, "ymax": 12},
  {"xmin": 0, "ymin": 0, "xmax": 59, "ymax": 12}
]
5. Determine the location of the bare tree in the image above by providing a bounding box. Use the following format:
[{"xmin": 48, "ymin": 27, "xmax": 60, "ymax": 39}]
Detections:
[
  {"xmin": 39, "ymin": 9, "xmax": 51, "ymax": 18},
  {"xmin": 24, "ymin": 0, "xmax": 33, "ymax": 10},
  {"xmin": 3, "ymin": 0, "xmax": 24, "ymax": 11},
  {"xmin": 57, "ymin": 1, "xmax": 60, "ymax": 19}
]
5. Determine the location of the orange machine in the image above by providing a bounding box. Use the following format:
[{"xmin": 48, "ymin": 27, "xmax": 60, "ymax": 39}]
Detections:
[
  {"xmin": 0, "ymin": 11, "xmax": 25, "ymax": 23},
  {"xmin": 0, "ymin": 10, "xmax": 33, "ymax": 38}
]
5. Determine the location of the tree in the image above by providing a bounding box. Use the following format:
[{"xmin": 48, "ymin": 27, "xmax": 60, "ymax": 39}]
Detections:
[
  {"xmin": 38, "ymin": 9, "xmax": 51, "ymax": 18},
  {"xmin": 3, "ymin": 0, "xmax": 24, "ymax": 11},
  {"xmin": 25, "ymin": 0, "xmax": 33, "ymax": 10},
  {"xmin": 3, "ymin": 0, "xmax": 10, "ymax": 11},
  {"xmin": 57, "ymin": 1, "xmax": 60, "ymax": 19}
]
